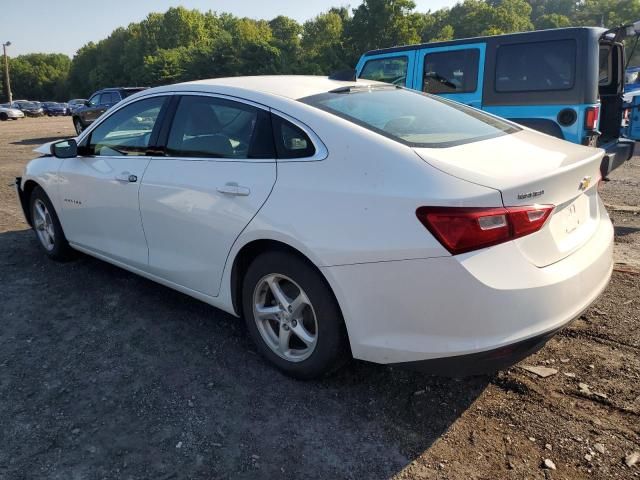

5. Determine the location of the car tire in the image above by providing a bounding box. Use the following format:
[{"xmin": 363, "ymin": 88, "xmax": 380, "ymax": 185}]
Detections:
[
  {"xmin": 242, "ymin": 251, "xmax": 350, "ymax": 379},
  {"xmin": 73, "ymin": 117, "xmax": 84, "ymax": 135},
  {"xmin": 0, "ymin": 112, "xmax": 7, "ymax": 121},
  {"xmin": 29, "ymin": 186, "xmax": 74, "ymax": 261}
]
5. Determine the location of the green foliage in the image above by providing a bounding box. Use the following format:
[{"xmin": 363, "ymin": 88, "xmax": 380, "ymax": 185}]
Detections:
[
  {"xmin": 1, "ymin": 53, "xmax": 71, "ymax": 101},
  {"xmin": 6, "ymin": 0, "xmax": 640, "ymax": 101}
]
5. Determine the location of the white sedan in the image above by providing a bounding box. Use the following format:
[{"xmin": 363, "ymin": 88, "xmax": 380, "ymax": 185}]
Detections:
[
  {"xmin": 16, "ymin": 76, "xmax": 613, "ymax": 378},
  {"xmin": 0, "ymin": 105, "xmax": 25, "ymax": 121}
]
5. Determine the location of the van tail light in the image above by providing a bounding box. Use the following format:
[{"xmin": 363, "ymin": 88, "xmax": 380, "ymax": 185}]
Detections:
[
  {"xmin": 416, "ymin": 205, "xmax": 555, "ymax": 255},
  {"xmin": 585, "ymin": 106, "xmax": 600, "ymax": 130}
]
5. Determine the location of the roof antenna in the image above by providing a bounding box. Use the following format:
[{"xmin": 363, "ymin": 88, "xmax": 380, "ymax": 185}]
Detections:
[{"xmin": 329, "ymin": 69, "xmax": 357, "ymax": 81}]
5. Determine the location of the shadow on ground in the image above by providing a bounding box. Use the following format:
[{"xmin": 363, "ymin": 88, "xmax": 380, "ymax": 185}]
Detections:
[
  {"xmin": 10, "ymin": 135, "xmax": 73, "ymax": 146},
  {"xmin": 0, "ymin": 229, "xmax": 489, "ymax": 479}
]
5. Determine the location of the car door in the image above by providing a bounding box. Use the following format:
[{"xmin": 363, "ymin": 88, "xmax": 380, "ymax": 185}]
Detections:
[
  {"xmin": 415, "ymin": 43, "xmax": 485, "ymax": 108},
  {"xmin": 57, "ymin": 95, "xmax": 169, "ymax": 269},
  {"xmin": 139, "ymin": 94, "xmax": 277, "ymax": 297}
]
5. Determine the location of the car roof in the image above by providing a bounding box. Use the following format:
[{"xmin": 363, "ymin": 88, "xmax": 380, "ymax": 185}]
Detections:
[
  {"xmin": 362, "ymin": 26, "xmax": 608, "ymax": 57},
  {"xmin": 155, "ymin": 75, "xmax": 380, "ymax": 101}
]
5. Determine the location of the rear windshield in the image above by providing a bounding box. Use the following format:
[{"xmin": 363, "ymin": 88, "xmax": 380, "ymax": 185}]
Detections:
[{"xmin": 300, "ymin": 87, "xmax": 518, "ymax": 148}]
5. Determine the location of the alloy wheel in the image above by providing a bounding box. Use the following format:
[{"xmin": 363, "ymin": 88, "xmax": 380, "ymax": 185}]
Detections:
[
  {"xmin": 252, "ymin": 273, "xmax": 318, "ymax": 362},
  {"xmin": 32, "ymin": 199, "xmax": 55, "ymax": 251}
]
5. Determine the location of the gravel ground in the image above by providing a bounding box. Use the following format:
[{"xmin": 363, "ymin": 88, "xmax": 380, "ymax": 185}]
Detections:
[{"xmin": 0, "ymin": 117, "xmax": 639, "ymax": 479}]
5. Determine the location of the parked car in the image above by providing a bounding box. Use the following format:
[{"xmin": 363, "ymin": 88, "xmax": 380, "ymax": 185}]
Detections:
[
  {"xmin": 42, "ymin": 102, "xmax": 68, "ymax": 117},
  {"xmin": 0, "ymin": 104, "xmax": 25, "ymax": 121},
  {"xmin": 67, "ymin": 99, "xmax": 87, "ymax": 116},
  {"xmin": 72, "ymin": 87, "xmax": 147, "ymax": 134},
  {"xmin": 356, "ymin": 25, "xmax": 639, "ymax": 176},
  {"xmin": 16, "ymin": 76, "xmax": 613, "ymax": 379},
  {"xmin": 11, "ymin": 100, "xmax": 44, "ymax": 117}
]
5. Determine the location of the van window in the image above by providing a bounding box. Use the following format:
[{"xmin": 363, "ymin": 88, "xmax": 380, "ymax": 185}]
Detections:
[
  {"xmin": 495, "ymin": 40, "xmax": 576, "ymax": 92},
  {"xmin": 360, "ymin": 56, "xmax": 408, "ymax": 86},
  {"xmin": 423, "ymin": 49, "xmax": 480, "ymax": 94}
]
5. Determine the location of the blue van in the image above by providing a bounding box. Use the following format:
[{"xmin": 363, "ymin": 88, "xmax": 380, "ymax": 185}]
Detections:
[{"xmin": 356, "ymin": 27, "xmax": 637, "ymax": 175}]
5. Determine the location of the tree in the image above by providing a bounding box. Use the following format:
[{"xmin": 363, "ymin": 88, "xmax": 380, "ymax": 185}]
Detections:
[{"xmin": 346, "ymin": 0, "xmax": 423, "ymax": 55}]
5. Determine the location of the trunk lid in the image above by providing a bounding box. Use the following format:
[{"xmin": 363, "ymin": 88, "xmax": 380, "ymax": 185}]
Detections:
[{"xmin": 414, "ymin": 129, "xmax": 605, "ymax": 267}]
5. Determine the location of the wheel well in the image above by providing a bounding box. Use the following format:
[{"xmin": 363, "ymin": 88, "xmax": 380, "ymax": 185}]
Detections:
[
  {"xmin": 21, "ymin": 180, "xmax": 40, "ymax": 225},
  {"xmin": 230, "ymin": 240, "xmax": 331, "ymax": 317}
]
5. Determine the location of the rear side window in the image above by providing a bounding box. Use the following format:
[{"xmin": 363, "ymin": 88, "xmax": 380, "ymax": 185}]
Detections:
[
  {"xmin": 423, "ymin": 49, "xmax": 480, "ymax": 94},
  {"xmin": 360, "ymin": 56, "xmax": 408, "ymax": 86},
  {"xmin": 272, "ymin": 115, "xmax": 316, "ymax": 159},
  {"xmin": 495, "ymin": 40, "xmax": 576, "ymax": 92},
  {"xmin": 166, "ymin": 96, "xmax": 274, "ymax": 159}
]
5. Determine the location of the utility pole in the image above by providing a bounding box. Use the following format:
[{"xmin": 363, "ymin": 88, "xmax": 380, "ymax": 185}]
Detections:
[{"xmin": 2, "ymin": 41, "xmax": 12, "ymax": 104}]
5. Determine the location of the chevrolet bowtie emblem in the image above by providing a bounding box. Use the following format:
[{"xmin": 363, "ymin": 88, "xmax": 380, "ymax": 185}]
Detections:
[{"xmin": 579, "ymin": 176, "xmax": 591, "ymax": 191}]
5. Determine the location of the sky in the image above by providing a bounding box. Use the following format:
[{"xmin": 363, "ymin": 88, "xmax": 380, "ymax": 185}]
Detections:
[{"xmin": 2, "ymin": 0, "xmax": 459, "ymax": 57}]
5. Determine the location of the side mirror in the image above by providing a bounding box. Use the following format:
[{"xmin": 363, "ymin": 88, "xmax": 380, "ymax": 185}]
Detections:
[
  {"xmin": 84, "ymin": 100, "xmax": 91, "ymax": 106},
  {"xmin": 51, "ymin": 139, "xmax": 78, "ymax": 159}
]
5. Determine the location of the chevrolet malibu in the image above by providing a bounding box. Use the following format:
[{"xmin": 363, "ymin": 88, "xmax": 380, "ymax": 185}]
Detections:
[{"xmin": 15, "ymin": 76, "xmax": 613, "ymax": 379}]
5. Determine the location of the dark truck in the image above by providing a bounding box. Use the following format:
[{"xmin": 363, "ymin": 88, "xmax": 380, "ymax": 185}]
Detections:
[{"xmin": 72, "ymin": 87, "xmax": 147, "ymax": 134}]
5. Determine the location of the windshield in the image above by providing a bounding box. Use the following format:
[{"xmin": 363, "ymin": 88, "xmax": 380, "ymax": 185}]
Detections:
[{"xmin": 300, "ymin": 87, "xmax": 519, "ymax": 148}]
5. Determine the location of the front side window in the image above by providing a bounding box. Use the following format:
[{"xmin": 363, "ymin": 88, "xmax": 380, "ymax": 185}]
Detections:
[
  {"xmin": 88, "ymin": 94, "xmax": 101, "ymax": 107},
  {"xmin": 87, "ymin": 96, "xmax": 165, "ymax": 156},
  {"xmin": 359, "ymin": 56, "xmax": 408, "ymax": 86},
  {"xmin": 301, "ymin": 86, "xmax": 518, "ymax": 148},
  {"xmin": 496, "ymin": 40, "xmax": 576, "ymax": 92},
  {"xmin": 423, "ymin": 49, "xmax": 480, "ymax": 94},
  {"xmin": 166, "ymin": 96, "xmax": 274, "ymax": 159}
]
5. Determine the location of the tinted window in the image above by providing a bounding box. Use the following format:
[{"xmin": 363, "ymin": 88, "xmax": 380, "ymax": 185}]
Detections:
[
  {"xmin": 87, "ymin": 96, "xmax": 165, "ymax": 156},
  {"xmin": 423, "ymin": 49, "xmax": 480, "ymax": 94},
  {"xmin": 599, "ymin": 46, "xmax": 611, "ymax": 86},
  {"xmin": 360, "ymin": 56, "xmax": 408, "ymax": 86},
  {"xmin": 272, "ymin": 116, "xmax": 315, "ymax": 159},
  {"xmin": 495, "ymin": 40, "xmax": 576, "ymax": 92},
  {"xmin": 301, "ymin": 87, "xmax": 518, "ymax": 148},
  {"xmin": 88, "ymin": 94, "xmax": 101, "ymax": 107},
  {"xmin": 166, "ymin": 96, "xmax": 273, "ymax": 159}
]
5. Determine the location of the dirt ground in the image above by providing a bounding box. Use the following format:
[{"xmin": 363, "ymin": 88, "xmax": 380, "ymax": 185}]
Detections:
[{"xmin": 0, "ymin": 117, "xmax": 638, "ymax": 480}]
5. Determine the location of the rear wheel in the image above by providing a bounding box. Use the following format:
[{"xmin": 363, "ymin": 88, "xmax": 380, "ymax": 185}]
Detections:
[
  {"xmin": 242, "ymin": 251, "xmax": 350, "ymax": 379},
  {"xmin": 73, "ymin": 117, "xmax": 84, "ymax": 135},
  {"xmin": 29, "ymin": 186, "xmax": 74, "ymax": 261}
]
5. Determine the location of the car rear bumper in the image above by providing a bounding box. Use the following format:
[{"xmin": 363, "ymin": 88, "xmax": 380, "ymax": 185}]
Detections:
[
  {"xmin": 601, "ymin": 138, "xmax": 635, "ymax": 176},
  {"xmin": 393, "ymin": 325, "xmax": 563, "ymax": 376},
  {"xmin": 322, "ymin": 207, "xmax": 613, "ymax": 373}
]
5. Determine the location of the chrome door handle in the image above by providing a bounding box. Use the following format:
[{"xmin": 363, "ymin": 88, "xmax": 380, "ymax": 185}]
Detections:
[
  {"xmin": 115, "ymin": 172, "xmax": 137, "ymax": 183},
  {"xmin": 217, "ymin": 182, "xmax": 250, "ymax": 196}
]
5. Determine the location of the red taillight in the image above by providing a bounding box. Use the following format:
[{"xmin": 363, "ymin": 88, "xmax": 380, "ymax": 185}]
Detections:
[
  {"xmin": 416, "ymin": 205, "xmax": 554, "ymax": 255},
  {"xmin": 585, "ymin": 106, "xmax": 600, "ymax": 130}
]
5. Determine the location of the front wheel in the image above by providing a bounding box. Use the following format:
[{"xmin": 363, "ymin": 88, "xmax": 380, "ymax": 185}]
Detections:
[
  {"xmin": 0, "ymin": 112, "xmax": 7, "ymax": 121},
  {"xmin": 73, "ymin": 117, "xmax": 84, "ymax": 135},
  {"xmin": 29, "ymin": 186, "xmax": 74, "ymax": 261},
  {"xmin": 242, "ymin": 251, "xmax": 350, "ymax": 379}
]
